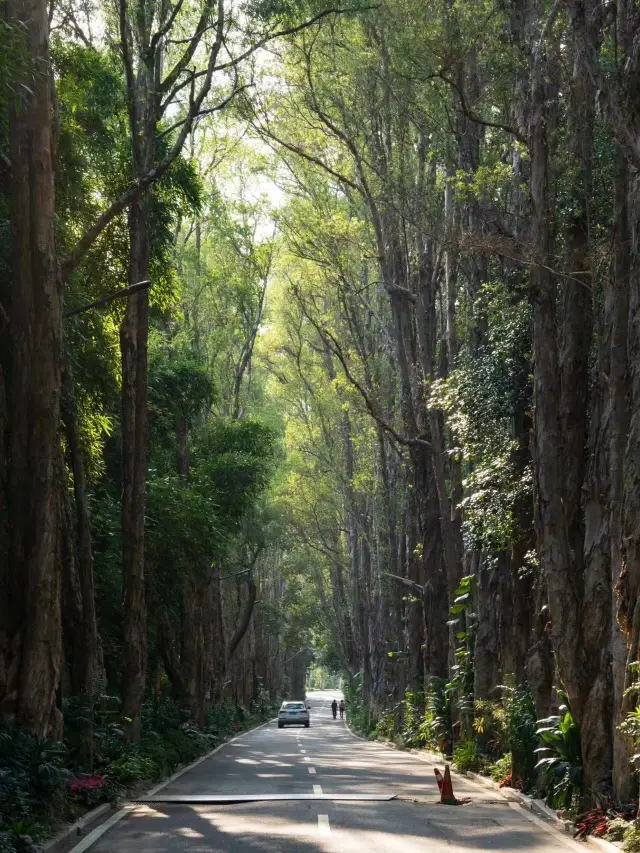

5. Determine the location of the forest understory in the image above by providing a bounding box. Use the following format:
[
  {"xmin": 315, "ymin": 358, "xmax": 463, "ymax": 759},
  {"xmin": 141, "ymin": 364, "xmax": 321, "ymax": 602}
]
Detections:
[{"xmin": 3, "ymin": 0, "xmax": 640, "ymax": 849}]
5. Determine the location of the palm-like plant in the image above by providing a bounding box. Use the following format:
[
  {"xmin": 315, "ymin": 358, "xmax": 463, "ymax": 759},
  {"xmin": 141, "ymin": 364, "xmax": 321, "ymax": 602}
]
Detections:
[{"xmin": 535, "ymin": 690, "xmax": 582, "ymax": 809}]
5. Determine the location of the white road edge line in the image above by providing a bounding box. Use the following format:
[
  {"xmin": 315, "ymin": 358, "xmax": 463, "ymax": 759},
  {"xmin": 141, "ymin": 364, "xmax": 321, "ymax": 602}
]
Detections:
[
  {"xmin": 318, "ymin": 815, "xmax": 331, "ymax": 835},
  {"xmin": 313, "ymin": 785, "xmax": 323, "ymax": 794},
  {"xmin": 67, "ymin": 717, "xmax": 277, "ymax": 853},
  {"xmin": 308, "ymin": 767, "xmax": 317, "ymax": 774},
  {"xmin": 507, "ymin": 803, "xmax": 586, "ymax": 852}
]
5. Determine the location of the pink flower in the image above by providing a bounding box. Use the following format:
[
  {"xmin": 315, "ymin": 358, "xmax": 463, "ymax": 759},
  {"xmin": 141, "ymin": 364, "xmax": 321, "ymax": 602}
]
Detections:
[{"xmin": 68, "ymin": 774, "xmax": 106, "ymax": 794}]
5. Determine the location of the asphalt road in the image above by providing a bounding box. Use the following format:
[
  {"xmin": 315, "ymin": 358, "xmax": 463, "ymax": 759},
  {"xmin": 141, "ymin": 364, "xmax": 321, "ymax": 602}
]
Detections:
[{"xmin": 80, "ymin": 689, "xmax": 585, "ymax": 853}]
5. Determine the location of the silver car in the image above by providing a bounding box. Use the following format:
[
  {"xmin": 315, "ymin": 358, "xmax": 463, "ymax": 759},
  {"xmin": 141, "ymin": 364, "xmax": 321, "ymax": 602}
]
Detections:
[{"xmin": 278, "ymin": 701, "xmax": 310, "ymax": 728}]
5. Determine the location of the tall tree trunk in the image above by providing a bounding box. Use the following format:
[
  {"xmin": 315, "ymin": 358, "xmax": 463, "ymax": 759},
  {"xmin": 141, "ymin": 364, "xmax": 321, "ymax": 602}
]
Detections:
[
  {"xmin": 207, "ymin": 567, "xmax": 226, "ymax": 703},
  {"xmin": 474, "ymin": 554, "xmax": 500, "ymax": 700},
  {"xmin": 2, "ymin": 0, "xmax": 63, "ymax": 735},
  {"xmin": 564, "ymin": 0, "xmax": 612, "ymax": 795},
  {"xmin": 61, "ymin": 367, "xmax": 98, "ymax": 763},
  {"xmin": 610, "ymin": 145, "xmax": 633, "ymax": 801},
  {"xmin": 120, "ymin": 194, "xmax": 150, "ymax": 741},
  {"xmin": 529, "ymin": 11, "xmax": 586, "ymax": 731}
]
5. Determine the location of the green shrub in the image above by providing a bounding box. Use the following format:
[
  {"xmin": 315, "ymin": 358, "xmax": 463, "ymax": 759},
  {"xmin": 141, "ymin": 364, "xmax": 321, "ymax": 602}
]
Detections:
[
  {"xmin": 490, "ymin": 752, "xmax": 512, "ymax": 783},
  {"xmin": 0, "ymin": 726, "xmax": 70, "ymax": 833},
  {"xmin": 250, "ymin": 684, "xmax": 276, "ymax": 718},
  {"xmin": 342, "ymin": 678, "xmax": 375, "ymax": 735},
  {"xmin": 623, "ymin": 825, "xmax": 640, "ymax": 852},
  {"xmin": 0, "ymin": 822, "xmax": 45, "ymax": 853},
  {"xmin": 205, "ymin": 699, "xmax": 239, "ymax": 739},
  {"xmin": 500, "ymin": 684, "xmax": 537, "ymax": 791},
  {"xmin": 401, "ymin": 692, "xmax": 425, "ymax": 748},
  {"xmin": 453, "ymin": 738, "xmax": 482, "ymax": 773},
  {"xmin": 474, "ymin": 699, "xmax": 509, "ymax": 759},
  {"xmin": 426, "ymin": 678, "xmax": 453, "ymax": 755},
  {"xmin": 607, "ymin": 819, "xmax": 631, "ymax": 842},
  {"xmin": 106, "ymin": 755, "xmax": 157, "ymax": 787},
  {"xmin": 375, "ymin": 710, "xmax": 396, "ymax": 740}
]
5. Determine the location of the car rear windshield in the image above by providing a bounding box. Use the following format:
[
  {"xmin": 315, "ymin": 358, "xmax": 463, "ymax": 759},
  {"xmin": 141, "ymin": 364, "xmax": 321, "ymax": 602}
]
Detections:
[{"xmin": 284, "ymin": 703, "xmax": 305, "ymax": 709}]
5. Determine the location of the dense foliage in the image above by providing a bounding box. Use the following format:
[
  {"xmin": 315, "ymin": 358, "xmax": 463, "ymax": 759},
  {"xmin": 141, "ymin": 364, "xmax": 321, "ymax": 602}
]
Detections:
[{"xmin": 3, "ymin": 0, "xmax": 640, "ymax": 844}]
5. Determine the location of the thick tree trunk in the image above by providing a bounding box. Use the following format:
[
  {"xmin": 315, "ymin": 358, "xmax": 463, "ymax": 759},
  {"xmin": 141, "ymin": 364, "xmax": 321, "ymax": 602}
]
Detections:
[
  {"xmin": 422, "ymin": 475, "xmax": 448, "ymax": 682},
  {"xmin": 0, "ymin": 366, "xmax": 8, "ymax": 700},
  {"xmin": 120, "ymin": 194, "xmax": 150, "ymax": 740},
  {"xmin": 610, "ymin": 146, "xmax": 633, "ymax": 801},
  {"xmin": 181, "ymin": 578, "xmax": 206, "ymax": 726},
  {"xmin": 525, "ymin": 577, "xmax": 554, "ymax": 719},
  {"xmin": 582, "ymin": 364, "xmax": 613, "ymax": 794},
  {"xmin": 227, "ymin": 575, "xmax": 258, "ymax": 661},
  {"xmin": 207, "ymin": 567, "xmax": 226, "ymax": 703},
  {"xmin": 529, "ymin": 22, "xmax": 586, "ymax": 724},
  {"xmin": 3, "ymin": 0, "xmax": 63, "ymax": 735},
  {"xmin": 474, "ymin": 555, "xmax": 500, "ymax": 700},
  {"xmin": 565, "ymin": 0, "xmax": 612, "ymax": 795},
  {"xmin": 61, "ymin": 369, "xmax": 98, "ymax": 753}
]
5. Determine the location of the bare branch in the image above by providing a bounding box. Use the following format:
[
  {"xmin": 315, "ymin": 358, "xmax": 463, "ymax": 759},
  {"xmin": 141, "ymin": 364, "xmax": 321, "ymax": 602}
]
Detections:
[
  {"xmin": 438, "ymin": 71, "xmax": 527, "ymax": 144},
  {"xmin": 212, "ymin": 7, "xmax": 375, "ymax": 74},
  {"xmin": 254, "ymin": 118, "xmax": 360, "ymax": 192},
  {"xmin": 148, "ymin": 0, "xmax": 187, "ymax": 56},
  {"xmin": 160, "ymin": 0, "xmax": 220, "ymax": 95},
  {"xmin": 385, "ymin": 573, "xmax": 424, "ymax": 595},
  {"xmin": 294, "ymin": 288, "xmax": 431, "ymax": 450},
  {"xmin": 156, "ymin": 85, "xmax": 249, "ymax": 141},
  {"xmin": 64, "ymin": 280, "xmax": 151, "ymax": 318}
]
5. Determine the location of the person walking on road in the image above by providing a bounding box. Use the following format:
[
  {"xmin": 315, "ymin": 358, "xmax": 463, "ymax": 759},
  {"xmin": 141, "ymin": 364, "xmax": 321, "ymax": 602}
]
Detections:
[
  {"xmin": 339, "ymin": 699, "xmax": 345, "ymax": 719},
  {"xmin": 331, "ymin": 699, "xmax": 338, "ymax": 719}
]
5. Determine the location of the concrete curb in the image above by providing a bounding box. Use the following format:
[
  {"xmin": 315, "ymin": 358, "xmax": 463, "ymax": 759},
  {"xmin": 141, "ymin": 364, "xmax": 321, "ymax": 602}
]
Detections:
[
  {"xmin": 344, "ymin": 725, "xmax": 623, "ymax": 852},
  {"xmin": 463, "ymin": 771, "xmax": 622, "ymax": 852},
  {"xmin": 43, "ymin": 803, "xmax": 112, "ymax": 851},
  {"xmin": 61, "ymin": 717, "xmax": 277, "ymax": 853}
]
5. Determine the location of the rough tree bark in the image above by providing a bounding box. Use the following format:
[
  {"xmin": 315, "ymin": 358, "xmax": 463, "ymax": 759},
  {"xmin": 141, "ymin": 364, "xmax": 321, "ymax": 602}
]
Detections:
[
  {"xmin": 530, "ymin": 3, "xmax": 613, "ymax": 795},
  {"xmin": 1, "ymin": 0, "xmax": 63, "ymax": 735},
  {"xmin": 120, "ymin": 195, "xmax": 150, "ymax": 741},
  {"xmin": 610, "ymin": 144, "xmax": 633, "ymax": 800},
  {"xmin": 61, "ymin": 367, "xmax": 98, "ymax": 762}
]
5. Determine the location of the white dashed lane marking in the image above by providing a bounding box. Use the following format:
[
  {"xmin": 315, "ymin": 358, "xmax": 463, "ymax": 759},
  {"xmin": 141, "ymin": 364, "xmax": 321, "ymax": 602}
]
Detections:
[
  {"xmin": 318, "ymin": 815, "xmax": 331, "ymax": 835},
  {"xmin": 308, "ymin": 767, "xmax": 316, "ymax": 775},
  {"xmin": 313, "ymin": 785, "xmax": 323, "ymax": 794}
]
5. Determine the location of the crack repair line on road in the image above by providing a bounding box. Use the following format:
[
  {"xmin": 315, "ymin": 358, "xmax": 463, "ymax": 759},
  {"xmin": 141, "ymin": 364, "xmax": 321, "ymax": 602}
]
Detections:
[{"xmin": 135, "ymin": 794, "xmax": 395, "ymax": 803}]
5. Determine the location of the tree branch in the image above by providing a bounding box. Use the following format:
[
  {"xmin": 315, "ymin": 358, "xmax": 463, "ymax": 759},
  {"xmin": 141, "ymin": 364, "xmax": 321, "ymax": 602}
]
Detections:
[
  {"xmin": 254, "ymin": 119, "xmax": 360, "ymax": 192},
  {"xmin": 212, "ymin": 7, "xmax": 375, "ymax": 74},
  {"xmin": 227, "ymin": 576, "xmax": 258, "ymax": 659},
  {"xmin": 438, "ymin": 71, "xmax": 527, "ymax": 144},
  {"xmin": 64, "ymin": 280, "xmax": 151, "ymax": 318},
  {"xmin": 148, "ymin": 0, "xmax": 187, "ymax": 56},
  {"xmin": 385, "ymin": 572, "xmax": 424, "ymax": 595},
  {"xmin": 160, "ymin": 0, "xmax": 220, "ymax": 95},
  {"xmin": 294, "ymin": 288, "xmax": 431, "ymax": 450}
]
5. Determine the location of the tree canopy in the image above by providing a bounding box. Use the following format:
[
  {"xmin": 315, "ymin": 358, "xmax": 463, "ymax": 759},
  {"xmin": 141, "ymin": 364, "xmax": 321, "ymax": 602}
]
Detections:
[{"xmin": 2, "ymin": 0, "xmax": 640, "ymax": 844}]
